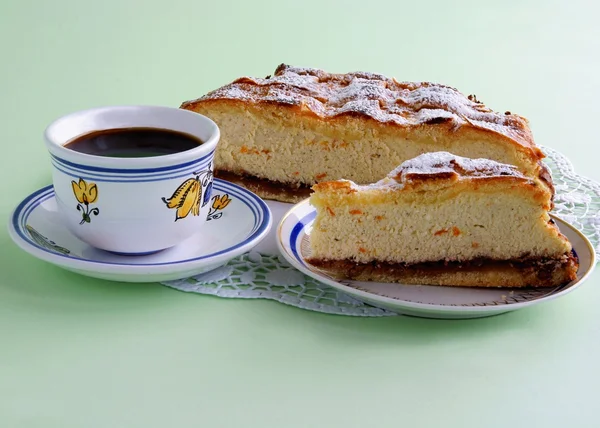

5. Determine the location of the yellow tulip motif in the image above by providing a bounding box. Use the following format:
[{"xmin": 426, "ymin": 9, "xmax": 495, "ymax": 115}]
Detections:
[
  {"xmin": 163, "ymin": 170, "xmax": 213, "ymax": 222},
  {"xmin": 72, "ymin": 178, "xmax": 98, "ymax": 204},
  {"xmin": 163, "ymin": 170, "xmax": 232, "ymax": 222},
  {"xmin": 207, "ymin": 194, "xmax": 232, "ymax": 221},
  {"xmin": 212, "ymin": 194, "xmax": 231, "ymax": 210},
  {"xmin": 71, "ymin": 178, "xmax": 100, "ymax": 224},
  {"xmin": 162, "ymin": 176, "xmax": 202, "ymax": 221}
]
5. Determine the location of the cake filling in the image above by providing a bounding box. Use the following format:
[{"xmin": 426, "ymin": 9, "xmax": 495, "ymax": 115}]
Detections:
[
  {"xmin": 307, "ymin": 252, "xmax": 578, "ymax": 287},
  {"xmin": 215, "ymin": 170, "xmax": 312, "ymax": 201}
]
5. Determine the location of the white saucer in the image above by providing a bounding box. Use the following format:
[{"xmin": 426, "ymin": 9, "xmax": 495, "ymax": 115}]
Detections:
[
  {"xmin": 8, "ymin": 179, "xmax": 272, "ymax": 282},
  {"xmin": 277, "ymin": 200, "xmax": 596, "ymax": 319}
]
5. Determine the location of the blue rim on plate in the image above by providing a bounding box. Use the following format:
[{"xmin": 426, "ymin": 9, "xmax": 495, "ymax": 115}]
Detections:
[
  {"xmin": 8, "ymin": 179, "xmax": 272, "ymax": 275},
  {"xmin": 277, "ymin": 200, "xmax": 596, "ymax": 319}
]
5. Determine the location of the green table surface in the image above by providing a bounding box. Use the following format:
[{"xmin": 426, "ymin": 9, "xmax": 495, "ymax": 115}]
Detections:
[{"xmin": 2, "ymin": 1, "xmax": 600, "ymax": 427}]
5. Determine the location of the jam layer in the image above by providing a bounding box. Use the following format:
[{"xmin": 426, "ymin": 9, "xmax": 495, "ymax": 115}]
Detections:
[
  {"xmin": 215, "ymin": 170, "xmax": 312, "ymax": 202},
  {"xmin": 307, "ymin": 252, "xmax": 579, "ymax": 288}
]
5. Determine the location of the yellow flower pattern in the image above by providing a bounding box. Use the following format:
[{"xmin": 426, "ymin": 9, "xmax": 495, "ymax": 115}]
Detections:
[
  {"xmin": 72, "ymin": 178, "xmax": 98, "ymax": 204},
  {"xmin": 212, "ymin": 194, "xmax": 231, "ymax": 210},
  {"xmin": 163, "ymin": 170, "xmax": 233, "ymax": 222},
  {"xmin": 207, "ymin": 194, "xmax": 231, "ymax": 221},
  {"xmin": 162, "ymin": 177, "xmax": 202, "ymax": 221},
  {"xmin": 163, "ymin": 170, "xmax": 215, "ymax": 222},
  {"xmin": 71, "ymin": 178, "xmax": 100, "ymax": 224}
]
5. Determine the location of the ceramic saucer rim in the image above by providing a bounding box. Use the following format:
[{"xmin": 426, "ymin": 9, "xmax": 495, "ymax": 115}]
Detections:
[{"xmin": 8, "ymin": 179, "xmax": 272, "ymax": 274}]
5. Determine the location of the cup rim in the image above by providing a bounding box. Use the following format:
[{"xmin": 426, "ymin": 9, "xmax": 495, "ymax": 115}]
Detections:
[{"xmin": 44, "ymin": 105, "xmax": 220, "ymax": 169}]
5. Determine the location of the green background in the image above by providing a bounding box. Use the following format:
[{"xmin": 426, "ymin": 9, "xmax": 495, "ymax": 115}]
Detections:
[{"xmin": 2, "ymin": 1, "xmax": 599, "ymax": 426}]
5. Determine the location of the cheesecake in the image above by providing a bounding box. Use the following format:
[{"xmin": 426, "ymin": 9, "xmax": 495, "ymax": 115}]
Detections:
[
  {"xmin": 307, "ymin": 152, "xmax": 577, "ymax": 288},
  {"xmin": 181, "ymin": 64, "xmax": 552, "ymax": 203}
]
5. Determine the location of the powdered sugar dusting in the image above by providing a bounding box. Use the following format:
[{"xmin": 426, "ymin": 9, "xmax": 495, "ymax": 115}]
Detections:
[
  {"xmin": 389, "ymin": 152, "xmax": 524, "ymax": 183},
  {"xmin": 184, "ymin": 64, "xmax": 536, "ymax": 151},
  {"xmin": 320, "ymin": 152, "xmax": 527, "ymax": 193}
]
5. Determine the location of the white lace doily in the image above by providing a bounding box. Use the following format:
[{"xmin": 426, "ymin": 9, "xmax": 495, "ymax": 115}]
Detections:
[{"xmin": 162, "ymin": 147, "xmax": 600, "ymax": 317}]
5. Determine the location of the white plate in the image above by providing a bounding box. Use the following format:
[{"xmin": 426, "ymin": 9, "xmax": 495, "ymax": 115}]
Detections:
[
  {"xmin": 277, "ymin": 200, "xmax": 596, "ymax": 319},
  {"xmin": 8, "ymin": 179, "xmax": 272, "ymax": 282}
]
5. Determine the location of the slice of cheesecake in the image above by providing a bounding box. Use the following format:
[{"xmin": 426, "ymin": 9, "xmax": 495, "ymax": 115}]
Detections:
[
  {"xmin": 181, "ymin": 64, "xmax": 552, "ymax": 203},
  {"xmin": 307, "ymin": 152, "xmax": 577, "ymax": 288}
]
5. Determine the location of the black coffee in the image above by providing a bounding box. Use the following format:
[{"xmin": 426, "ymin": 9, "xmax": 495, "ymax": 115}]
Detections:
[{"xmin": 64, "ymin": 128, "xmax": 203, "ymax": 158}]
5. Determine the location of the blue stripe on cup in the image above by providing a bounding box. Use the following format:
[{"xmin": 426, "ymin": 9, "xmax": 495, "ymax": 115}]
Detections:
[
  {"xmin": 51, "ymin": 153, "xmax": 214, "ymax": 183},
  {"xmin": 51, "ymin": 151, "xmax": 213, "ymax": 173}
]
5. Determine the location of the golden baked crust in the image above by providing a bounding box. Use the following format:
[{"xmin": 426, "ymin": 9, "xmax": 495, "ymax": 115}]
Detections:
[
  {"xmin": 182, "ymin": 64, "xmax": 551, "ymax": 203},
  {"xmin": 183, "ymin": 64, "xmax": 542, "ymax": 159},
  {"xmin": 312, "ymin": 152, "xmax": 552, "ymax": 209}
]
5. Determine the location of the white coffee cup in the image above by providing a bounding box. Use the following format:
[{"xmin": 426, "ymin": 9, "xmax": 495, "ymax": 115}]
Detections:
[{"xmin": 45, "ymin": 105, "xmax": 220, "ymax": 254}]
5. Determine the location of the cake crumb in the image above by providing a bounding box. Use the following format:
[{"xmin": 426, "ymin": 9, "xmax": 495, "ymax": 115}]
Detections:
[{"xmin": 240, "ymin": 145, "xmax": 262, "ymax": 155}]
